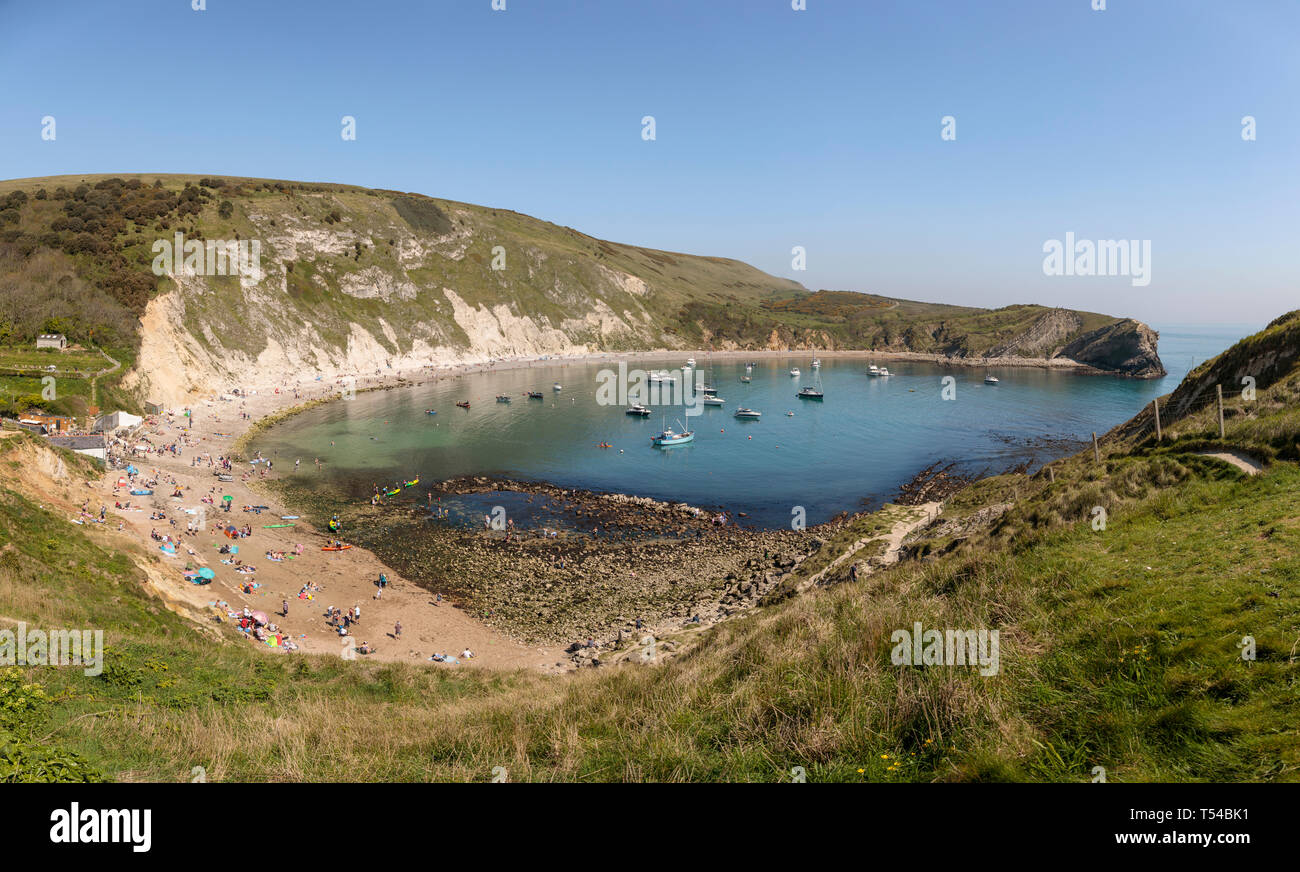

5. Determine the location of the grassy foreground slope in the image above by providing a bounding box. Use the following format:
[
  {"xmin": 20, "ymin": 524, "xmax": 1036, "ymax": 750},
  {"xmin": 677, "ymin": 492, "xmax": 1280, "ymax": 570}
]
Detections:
[{"xmin": 0, "ymin": 317, "xmax": 1292, "ymax": 782}]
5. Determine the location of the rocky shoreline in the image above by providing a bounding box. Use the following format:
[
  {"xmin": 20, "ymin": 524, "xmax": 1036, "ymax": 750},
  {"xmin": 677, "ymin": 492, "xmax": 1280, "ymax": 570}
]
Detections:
[{"xmin": 311, "ymin": 475, "xmax": 821, "ymax": 646}]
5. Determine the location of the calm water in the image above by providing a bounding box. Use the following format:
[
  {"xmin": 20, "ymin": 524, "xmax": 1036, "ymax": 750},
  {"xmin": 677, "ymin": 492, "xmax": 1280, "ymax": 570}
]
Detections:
[{"xmin": 254, "ymin": 323, "xmax": 1256, "ymax": 528}]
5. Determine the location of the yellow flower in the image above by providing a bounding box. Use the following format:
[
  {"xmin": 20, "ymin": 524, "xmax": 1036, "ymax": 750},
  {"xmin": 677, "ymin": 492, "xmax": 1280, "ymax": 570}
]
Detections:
[{"xmin": 881, "ymin": 753, "xmax": 889, "ymax": 759}]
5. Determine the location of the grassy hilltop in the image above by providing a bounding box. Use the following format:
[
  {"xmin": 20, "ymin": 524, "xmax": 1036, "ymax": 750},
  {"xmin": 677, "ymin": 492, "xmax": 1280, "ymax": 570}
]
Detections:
[
  {"xmin": 0, "ymin": 174, "xmax": 1160, "ymax": 408},
  {"xmin": 0, "ymin": 315, "xmax": 1293, "ymax": 782}
]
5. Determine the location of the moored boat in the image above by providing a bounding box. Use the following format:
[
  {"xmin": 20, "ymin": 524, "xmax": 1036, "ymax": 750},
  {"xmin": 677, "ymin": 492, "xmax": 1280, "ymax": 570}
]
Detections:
[
  {"xmin": 495, "ymin": 395, "xmax": 511, "ymax": 402},
  {"xmin": 626, "ymin": 404, "xmax": 652, "ymax": 416},
  {"xmin": 734, "ymin": 407, "xmax": 761, "ymax": 419},
  {"xmin": 456, "ymin": 401, "xmax": 470, "ymax": 408},
  {"xmin": 651, "ymin": 424, "xmax": 694, "ymax": 446},
  {"xmin": 702, "ymin": 395, "xmax": 725, "ymax": 406}
]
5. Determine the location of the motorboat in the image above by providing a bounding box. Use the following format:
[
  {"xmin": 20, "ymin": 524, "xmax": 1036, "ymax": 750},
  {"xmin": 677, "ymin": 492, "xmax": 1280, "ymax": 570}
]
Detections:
[
  {"xmin": 626, "ymin": 404, "xmax": 652, "ymax": 416},
  {"xmin": 733, "ymin": 407, "xmax": 761, "ymax": 419}
]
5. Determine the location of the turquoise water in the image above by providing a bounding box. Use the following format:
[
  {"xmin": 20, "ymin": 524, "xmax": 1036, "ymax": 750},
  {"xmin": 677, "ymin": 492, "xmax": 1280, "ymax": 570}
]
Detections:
[{"xmin": 254, "ymin": 323, "xmax": 1256, "ymax": 528}]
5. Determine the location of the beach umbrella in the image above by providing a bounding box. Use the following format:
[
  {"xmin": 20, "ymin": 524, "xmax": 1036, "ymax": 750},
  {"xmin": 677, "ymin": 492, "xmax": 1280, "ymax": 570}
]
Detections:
[
  {"xmin": 250, "ymin": 611, "xmax": 270, "ymax": 625},
  {"xmin": 198, "ymin": 567, "xmax": 215, "ymax": 580},
  {"xmin": 222, "ymin": 495, "xmax": 233, "ymax": 502}
]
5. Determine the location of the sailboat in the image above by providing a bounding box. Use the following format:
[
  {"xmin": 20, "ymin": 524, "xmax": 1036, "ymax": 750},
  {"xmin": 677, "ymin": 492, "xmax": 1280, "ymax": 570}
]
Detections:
[
  {"xmin": 797, "ymin": 363, "xmax": 824, "ymax": 400},
  {"xmin": 699, "ymin": 347, "xmax": 718, "ymax": 395},
  {"xmin": 984, "ymin": 374, "xmax": 1000, "ymax": 384},
  {"xmin": 811, "ymin": 358, "xmax": 821, "ymax": 368}
]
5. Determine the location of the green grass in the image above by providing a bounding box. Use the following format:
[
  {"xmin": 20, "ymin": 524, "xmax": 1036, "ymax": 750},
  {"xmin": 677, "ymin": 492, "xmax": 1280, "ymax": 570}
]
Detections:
[{"xmin": 3, "ymin": 407, "xmax": 1297, "ymax": 781}]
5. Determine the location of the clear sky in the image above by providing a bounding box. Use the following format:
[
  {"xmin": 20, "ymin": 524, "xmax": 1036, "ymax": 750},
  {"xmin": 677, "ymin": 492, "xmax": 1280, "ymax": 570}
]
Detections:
[{"xmin": 1, "ymin": 0, "xmax": 1295, "ymax": 324}]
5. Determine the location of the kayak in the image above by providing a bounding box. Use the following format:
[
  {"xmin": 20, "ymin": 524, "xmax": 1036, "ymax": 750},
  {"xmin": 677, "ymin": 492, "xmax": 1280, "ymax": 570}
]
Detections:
[
  {"xmin": 321, "ymin": 545, "xmax": 353, "ymax": 552},
  {"xmin": 384, "ymin": 488, "xmax": 401, "ymax": 496},
  {"xmin": 130, "ymin": 489, "xmax": 153, "ymax": 496},
  {"xmin": 281, "ymin": 515, "xmax": 300, "ymax": 520},
  {"xmin": 404, "ymin": 478, "xmax": 419, "ymax": 487},
  {"xmin": 263, "ymin": 523, "xmax": 295, "ymax": 528}
]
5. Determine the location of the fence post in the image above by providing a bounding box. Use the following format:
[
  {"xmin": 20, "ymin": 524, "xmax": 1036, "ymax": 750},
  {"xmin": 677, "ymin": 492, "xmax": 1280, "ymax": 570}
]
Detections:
[
  {"xmin": 1217, "ymin": 384, "xmax": 1225, "ymax": 438},
  {"xmin": 1152, "ymin": 398, "xmax": 1161, "ymax": 441},
  {"xmin": 1092, "ymin": 432, "xmax": 1100, "ymax": 464}
]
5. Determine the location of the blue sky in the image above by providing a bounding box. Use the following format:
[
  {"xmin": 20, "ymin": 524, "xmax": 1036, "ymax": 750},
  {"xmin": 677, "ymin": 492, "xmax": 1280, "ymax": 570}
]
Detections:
[{"xmin": 1, "ymin": 0, "xmax": 1295, "ymax": 324}]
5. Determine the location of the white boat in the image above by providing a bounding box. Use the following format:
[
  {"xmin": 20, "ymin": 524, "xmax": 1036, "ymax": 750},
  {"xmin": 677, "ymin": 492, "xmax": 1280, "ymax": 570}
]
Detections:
[
  {"xmin": 702, "ymin": 395, "xmax": 725, "ymax": 406},
  {"xmin": 685, "ymin": 357, "xmax": 696, "ymax": 367},
  {"xmin": 797, "ymin": 365, "xmax": 825, "ymax": 400},
  {"xmin": 553, "ymin": 383, "xmax": 563, "ymax": 391},
  {"xmin": 789, "ymin": 367, "xmax": 800, "ymax": 377},
  {"xmin": 811, "ymin": 359, "xmax": 821, "ymax": 369},
  {"xmin": 868, "ymin": 364, "xmax": 880, "ymax": 376},
  {"xmin": 878, "ymin": 367, "xmax": 891, "ymax": 377},
  {"xmin": 734, "ymin": 407, "xmax": 761, "ymax": 419},
  {"xmin": 626, "ymin": 404, "xmax": 652, "ymax": 417},
  {"xmin": 648, "ymin": 369, "xmax": 678, "ymax": 383},
  {"xmin": 984, "ymin": 375, "xmax": 1000, "ymax": 384},
  {"xmin": 740, "ymin": 375, "xmax": 752, "ymax": 383}
]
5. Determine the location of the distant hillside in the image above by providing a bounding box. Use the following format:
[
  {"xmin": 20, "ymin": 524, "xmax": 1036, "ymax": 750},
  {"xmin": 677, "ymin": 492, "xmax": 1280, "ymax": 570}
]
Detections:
[{"xmin": 0, "ymin": 174, "xmax": 1161, "ymax": 405}]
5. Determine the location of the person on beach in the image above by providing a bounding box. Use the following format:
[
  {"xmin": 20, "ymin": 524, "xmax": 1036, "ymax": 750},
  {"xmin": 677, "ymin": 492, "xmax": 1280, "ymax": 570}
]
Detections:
[
  {"xmin": 353, "ymin": 604, "xmax": 360, "ymax": 624},
  {"xmin": 282, "ymin": 599, "xmax": 289, "ymax": 617},
  {"xmin": 394, "ymin": 621, "xmax": 402, "ymax": 639}
]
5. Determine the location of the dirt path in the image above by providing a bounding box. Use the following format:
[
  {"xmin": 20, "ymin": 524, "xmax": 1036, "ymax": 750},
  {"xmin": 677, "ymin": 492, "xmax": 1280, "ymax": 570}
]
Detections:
[
  {"xmin": 801, "ymin": 501, "xmax": 941, "ymax": 590},
  {"xmin": 1194, "ymin": 450, "xmax": 1264, "ymax": 476}
]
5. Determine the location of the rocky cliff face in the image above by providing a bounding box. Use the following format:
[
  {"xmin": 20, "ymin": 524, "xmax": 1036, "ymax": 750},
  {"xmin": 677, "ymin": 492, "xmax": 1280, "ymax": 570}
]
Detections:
[{"xmin": 1059, "ymin": 318, "xmax": 1165, "ymax": 378}]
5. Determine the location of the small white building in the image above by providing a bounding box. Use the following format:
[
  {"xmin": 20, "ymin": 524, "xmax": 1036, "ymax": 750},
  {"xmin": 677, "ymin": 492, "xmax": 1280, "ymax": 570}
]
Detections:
[
  {"xmin": 93, "ymin": 410, "xmax": 144, "ymax": 433},
  {"xmin": 48, "ymin": 435, "xmax": 105, "ymax": 461},
  {"xmin": 36, "ymin": 334, "xmax": 67, "ymax": 350}
]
